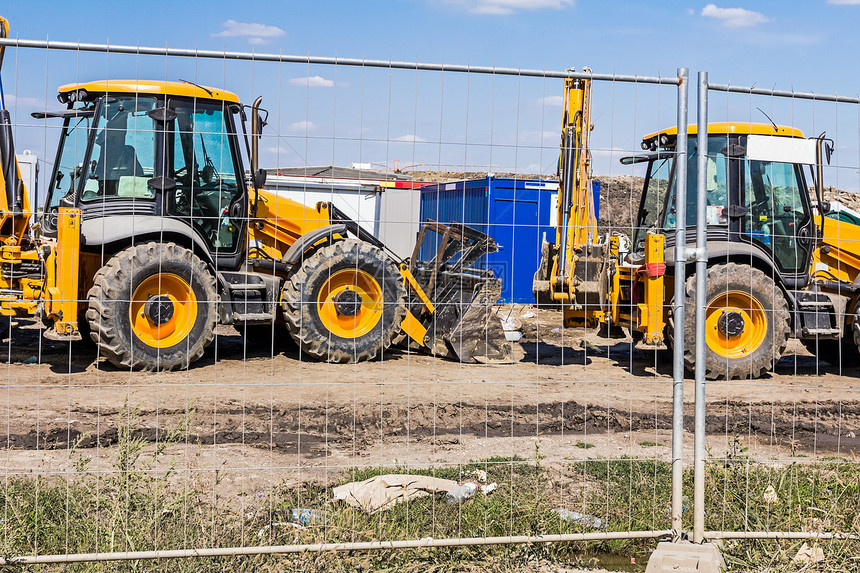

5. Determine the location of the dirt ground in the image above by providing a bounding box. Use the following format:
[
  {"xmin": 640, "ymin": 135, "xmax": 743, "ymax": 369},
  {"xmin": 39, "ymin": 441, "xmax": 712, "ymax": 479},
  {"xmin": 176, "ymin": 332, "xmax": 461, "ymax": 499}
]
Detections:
[{"xmin": 1, "ymin": 305, "xmax": 859, "ymax": 501}]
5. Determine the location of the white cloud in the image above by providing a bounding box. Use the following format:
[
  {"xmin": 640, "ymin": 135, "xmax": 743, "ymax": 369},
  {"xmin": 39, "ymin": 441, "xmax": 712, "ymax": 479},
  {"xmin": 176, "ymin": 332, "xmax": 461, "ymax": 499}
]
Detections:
[
  {"xmin": 248, "ymin": 37, "xmax": 268, "ymax": 45},
  {"xmin": 213, "ymin": 20, "xmax": 285, "ymax": 38},
  {"xmin": 393, "ymin": 134, "xmax": 428, "ymax": 143},
  {"xmin": 701, "ymin": 4, "xmax": 770, "ymax": 28},
  {"xmin": 539, "ymin": 95, "xmax": 563, "ymax": 107},
  {"xmin": 6, "ymin": 95, "xmax": 44, "ymax": 107},
  {"xmin": 287, "ymin": 120, "xmax": 315, "ymax": 132},
  {"xmin": 448, "ymin": 0, "xmax": 572, "ymax": 15},
  {"xmin": 828, "ymin": 0, "xmax": 860, "ymax": 4},
  {"xmin": 289, "ymin": 76, "xmax": 335, "ymax": 88}
]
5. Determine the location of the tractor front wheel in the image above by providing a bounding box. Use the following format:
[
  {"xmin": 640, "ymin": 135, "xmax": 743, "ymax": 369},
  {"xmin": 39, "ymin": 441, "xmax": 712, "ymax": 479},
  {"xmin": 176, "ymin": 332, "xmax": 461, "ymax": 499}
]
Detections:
[
  {"xmin": 86, "ymin": 242, "xmax": 218, "ymax": 370},
  {"xmin": 281, "ymin": 239, "xmax": 407, "ymax": 363}
]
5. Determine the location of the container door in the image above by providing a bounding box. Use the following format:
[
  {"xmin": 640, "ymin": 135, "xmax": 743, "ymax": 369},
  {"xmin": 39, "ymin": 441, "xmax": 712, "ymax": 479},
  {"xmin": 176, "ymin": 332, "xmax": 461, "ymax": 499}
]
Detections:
[{"xmin": 488, "ymin": 194, "xmax": 539, "ymax": 303}]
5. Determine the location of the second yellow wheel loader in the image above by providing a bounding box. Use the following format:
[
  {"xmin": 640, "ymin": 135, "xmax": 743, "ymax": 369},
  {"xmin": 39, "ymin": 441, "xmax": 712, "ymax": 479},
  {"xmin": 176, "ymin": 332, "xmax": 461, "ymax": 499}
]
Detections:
[
  {"xmin": 535, "ymin": 73, "xmax": 860, "ymax": 379},
  {"xmin": 0, "ymin": 16, "xmax": 511, "ymax": 371}
]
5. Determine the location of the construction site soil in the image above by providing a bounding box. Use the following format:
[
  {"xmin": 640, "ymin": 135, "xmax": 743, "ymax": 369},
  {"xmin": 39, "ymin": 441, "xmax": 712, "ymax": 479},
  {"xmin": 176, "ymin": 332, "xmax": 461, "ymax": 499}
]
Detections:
[{"xmin": 2, "ymin": 305, "xmax": 858, "ymax": 500}]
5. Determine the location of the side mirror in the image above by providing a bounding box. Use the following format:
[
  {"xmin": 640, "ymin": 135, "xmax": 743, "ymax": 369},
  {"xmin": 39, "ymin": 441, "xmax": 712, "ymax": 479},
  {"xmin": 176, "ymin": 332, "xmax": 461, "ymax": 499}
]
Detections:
[{"xmin": 254, "ymin": 168, "xmax": 267, "ymax": 189}]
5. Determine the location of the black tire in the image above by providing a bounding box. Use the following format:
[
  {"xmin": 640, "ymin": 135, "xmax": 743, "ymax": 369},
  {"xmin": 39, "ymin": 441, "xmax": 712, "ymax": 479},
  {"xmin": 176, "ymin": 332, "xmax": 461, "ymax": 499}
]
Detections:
[
  {"xmin": 684, "ymin": 263, "xmax": 790, "ymax": 380},
  {"xmin": 75, "ymin": 309, "xmax": 95, "ymax": 346},
  {"xmin": 86, "ymin": 242, "xmax": 218, "ymax": 371},
  {"xmin": 281, "ymin": 239, "xmax": 407, "ymax": 363}
]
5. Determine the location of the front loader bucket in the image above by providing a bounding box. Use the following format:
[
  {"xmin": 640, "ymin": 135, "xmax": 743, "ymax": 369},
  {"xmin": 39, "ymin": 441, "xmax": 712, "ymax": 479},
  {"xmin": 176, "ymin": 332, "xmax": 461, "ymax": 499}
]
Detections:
[
  {"xmin": 443, "ymin": 279, "xmax": 512, "ymax": 364},
  {"xmin": 407, "ymin": 220, "xmax": 514, "ymax": 364}
]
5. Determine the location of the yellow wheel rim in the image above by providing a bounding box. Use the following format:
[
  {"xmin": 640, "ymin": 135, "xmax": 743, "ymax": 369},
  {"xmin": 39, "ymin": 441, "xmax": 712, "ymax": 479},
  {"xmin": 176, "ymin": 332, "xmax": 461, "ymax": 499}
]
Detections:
[
  {"xmin": 129, "ymin": 273, "xmax": 198, "ymax": 348},
  {"xmin": 705, "ymin": 290, "xmax": 767, "ymax": 359},
  {"xmin": 317, "ymin": 269, "xmax": 383, "ymax": 338}
]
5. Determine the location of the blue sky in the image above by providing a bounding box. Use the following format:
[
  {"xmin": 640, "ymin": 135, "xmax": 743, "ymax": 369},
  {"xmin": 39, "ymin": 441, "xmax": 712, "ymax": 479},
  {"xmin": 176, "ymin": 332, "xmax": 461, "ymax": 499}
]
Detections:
[{"xmin": 2, "ymin": 1, "xmax": 860, "ymax": 190}]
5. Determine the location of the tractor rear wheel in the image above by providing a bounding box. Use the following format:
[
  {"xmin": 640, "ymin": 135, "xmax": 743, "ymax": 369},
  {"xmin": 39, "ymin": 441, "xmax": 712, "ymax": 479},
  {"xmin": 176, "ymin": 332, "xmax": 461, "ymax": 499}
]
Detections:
[
  {"xmin": 281, "ymin": 239, "xmax": 407, "ymax": 363},
  {"xmin": 86, "ymin": 242, "xmax": 218, "ymax": 370},
  {"xmin": 685, "ymin": 263, "xmax": 790, "ymax": 380}
]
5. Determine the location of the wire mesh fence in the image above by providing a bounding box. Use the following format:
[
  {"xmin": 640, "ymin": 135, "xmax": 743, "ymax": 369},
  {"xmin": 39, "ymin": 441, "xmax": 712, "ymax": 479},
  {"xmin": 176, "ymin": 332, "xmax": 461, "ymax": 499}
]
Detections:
[
  {"xmin": 693, "ymin": 75, "xmax": 860, "ymax": 569},
  {"xmin": 0, "ymin": 34, "xmax": 858, "ymax": 572}
]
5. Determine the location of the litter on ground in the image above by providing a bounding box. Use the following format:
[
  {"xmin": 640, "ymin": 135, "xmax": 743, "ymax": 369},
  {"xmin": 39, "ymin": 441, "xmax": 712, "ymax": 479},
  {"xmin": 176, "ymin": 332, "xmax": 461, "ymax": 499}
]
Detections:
[{"xmin": 333, "ymin": 474, "xmax": 458, "ymax": 512}]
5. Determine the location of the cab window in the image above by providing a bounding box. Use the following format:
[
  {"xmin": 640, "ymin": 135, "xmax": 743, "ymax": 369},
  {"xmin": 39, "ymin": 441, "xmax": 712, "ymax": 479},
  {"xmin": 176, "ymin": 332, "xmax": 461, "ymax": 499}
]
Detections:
[
  {"xmin": 664, "ymin": 135, "xmax": 730, "ymax": 230},
  {"xmin": 169, "ymin": 101, "xmax": 242, "ymax": 251},
  {"xmin": 48, "ymin": 113, "xmax": 92, "ymax": 208},
  {"xmin": 742, "ymin": 158, "xmax": 809, "ymax": 272},
  {"xmin": 81, "ymin": 96, "xmax": 158, "ymax": 201}
]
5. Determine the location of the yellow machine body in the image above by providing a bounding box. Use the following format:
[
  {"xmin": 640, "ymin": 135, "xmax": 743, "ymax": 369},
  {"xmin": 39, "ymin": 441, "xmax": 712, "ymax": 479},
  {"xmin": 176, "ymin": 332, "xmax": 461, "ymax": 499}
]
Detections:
[
  {"xmin": 539, "ymin": 69, "xmax": 860, "ymax": 379},
  {"xmin": 0, "ymin": 20, "xmax": 511, "ymax": 367}
]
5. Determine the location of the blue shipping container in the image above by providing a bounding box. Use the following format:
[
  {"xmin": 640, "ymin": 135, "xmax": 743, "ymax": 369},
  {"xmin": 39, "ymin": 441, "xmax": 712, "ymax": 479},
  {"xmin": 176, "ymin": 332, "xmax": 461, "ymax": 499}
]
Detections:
[{"xmin": 419, "ymin": 177, "xmax": 559, "ymax": 304}]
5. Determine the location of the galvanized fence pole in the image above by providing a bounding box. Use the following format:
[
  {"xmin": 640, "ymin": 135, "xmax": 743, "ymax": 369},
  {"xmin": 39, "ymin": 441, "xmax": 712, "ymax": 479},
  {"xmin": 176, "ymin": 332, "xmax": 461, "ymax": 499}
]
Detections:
[
  {"xmin": 670, "ymin": 67, "xmax": 689, "ymax": 539},
  {"xmin": 693, "ymin": 71, "xmax": 709, "ymax": 544}
]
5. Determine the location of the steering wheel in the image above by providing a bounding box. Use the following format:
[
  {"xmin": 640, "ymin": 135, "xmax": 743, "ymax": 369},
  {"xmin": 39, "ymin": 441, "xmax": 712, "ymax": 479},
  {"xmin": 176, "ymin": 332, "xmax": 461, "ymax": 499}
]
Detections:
[{"xmin": 750, "ymin": 196, "xmax": 770, "ymax": 216}]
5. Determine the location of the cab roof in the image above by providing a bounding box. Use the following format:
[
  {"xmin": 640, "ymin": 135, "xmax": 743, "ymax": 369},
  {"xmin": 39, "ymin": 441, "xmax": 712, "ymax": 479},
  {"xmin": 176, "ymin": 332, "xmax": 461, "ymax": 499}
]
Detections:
[
  {"xmin": 642, "ymin": 122, "xmax": 804, "ymax": 149},
  {"xmin": 57, "ymin": 80, "xmax": 241, "ymax": 104}
]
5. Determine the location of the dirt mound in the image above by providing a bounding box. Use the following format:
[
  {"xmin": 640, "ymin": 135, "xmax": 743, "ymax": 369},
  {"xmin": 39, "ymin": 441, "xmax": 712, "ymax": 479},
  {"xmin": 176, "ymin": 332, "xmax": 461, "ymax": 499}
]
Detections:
[
  {"xmin": 823, "ymin": 186, "xmax": 860, "ymax": 211},
  {"xmin": 593, "ymin": 175, "xmax": 644, "ymax": 235},
  {"xmin": 405, "ymin": 170, "xmax": 546, "ymax": 183}
]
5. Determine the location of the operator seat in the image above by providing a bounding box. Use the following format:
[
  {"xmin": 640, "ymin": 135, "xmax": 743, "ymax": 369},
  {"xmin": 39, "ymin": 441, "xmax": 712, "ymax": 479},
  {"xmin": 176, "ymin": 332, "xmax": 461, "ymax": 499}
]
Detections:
[{"xmin": 113, "ymin": 144, "xmax": 144, "ymax": 179}]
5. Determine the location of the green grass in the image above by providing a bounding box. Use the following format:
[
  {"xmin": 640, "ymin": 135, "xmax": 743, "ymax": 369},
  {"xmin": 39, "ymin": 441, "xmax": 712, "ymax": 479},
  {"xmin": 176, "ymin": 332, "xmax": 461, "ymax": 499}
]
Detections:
[
  {"xmin": 2, "ymin": 404, "xmax": 859, "ymax": 572},
  {"xmin": 638, "ymin": 441, "xmax": 662, "ymax": 447},
  {"xmin": 574, "ymin": 442, "xmax": 595, "ymax": 449}
]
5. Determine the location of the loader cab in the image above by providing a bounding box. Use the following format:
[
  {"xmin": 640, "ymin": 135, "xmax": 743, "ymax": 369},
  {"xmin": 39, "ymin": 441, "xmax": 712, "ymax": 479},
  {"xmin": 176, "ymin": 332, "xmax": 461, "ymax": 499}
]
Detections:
[
  {"xmin": 629, "ymin": 123, "xmax": 816, "ymax": 287},
  {"xmin": 39, "ymin": 81, "xmax": 249, "ymax": 269}
]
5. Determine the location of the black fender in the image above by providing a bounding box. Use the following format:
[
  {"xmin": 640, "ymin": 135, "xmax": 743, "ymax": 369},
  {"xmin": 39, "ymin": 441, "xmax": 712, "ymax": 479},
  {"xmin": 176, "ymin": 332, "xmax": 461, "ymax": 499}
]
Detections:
[
  {"xmin": 281, "ymin": 223, "xmax": 347, "ymax": 265},
  {"xmin": 80, "ymin": 215, "xmax": 214, "ymax": 264}
]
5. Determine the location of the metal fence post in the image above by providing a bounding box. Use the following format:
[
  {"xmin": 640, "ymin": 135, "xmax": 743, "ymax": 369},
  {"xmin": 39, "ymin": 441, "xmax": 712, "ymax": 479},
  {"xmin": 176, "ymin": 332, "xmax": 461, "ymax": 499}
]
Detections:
[
  {"xmin": 693, "ymin": 70, "xmax": 709, "ymax": 544},
  {"xmin": 670, "ymin": 67, "xmax": 689, "ymax": 539}
]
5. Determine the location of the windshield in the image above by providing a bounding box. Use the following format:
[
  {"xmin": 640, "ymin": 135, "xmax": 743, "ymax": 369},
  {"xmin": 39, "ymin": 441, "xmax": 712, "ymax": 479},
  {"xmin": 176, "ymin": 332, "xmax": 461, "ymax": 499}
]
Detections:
[
  {"xmin": 81, "ymin": 96, "xmax": 158, "ymax": 201},
  {"xmin": 632, "ymin": 156, "xmax": 672, "ymax": 252},
  {"xmin": 663, "ymin": 136, "xmax": 730, "ymax": 232},
  {"xmin": 47, "ymin": 113, "xmax": 92, "ymax": 209}
]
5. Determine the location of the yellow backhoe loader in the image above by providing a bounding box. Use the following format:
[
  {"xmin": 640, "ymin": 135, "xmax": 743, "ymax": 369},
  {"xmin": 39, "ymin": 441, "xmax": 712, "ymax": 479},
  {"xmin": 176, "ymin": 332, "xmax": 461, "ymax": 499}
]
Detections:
[
  {"xmin": 0, "ymin": 16, "xmax": 511, "ymax": 370},
  {"xmin": 534, "ymin": 73, "xmax": 860, "ymax": 379}
]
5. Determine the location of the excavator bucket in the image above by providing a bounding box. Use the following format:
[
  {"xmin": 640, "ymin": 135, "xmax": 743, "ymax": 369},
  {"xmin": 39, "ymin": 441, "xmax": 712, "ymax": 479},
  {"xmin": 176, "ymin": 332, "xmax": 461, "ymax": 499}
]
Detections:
[{"xmin": 407, "ymin": 221, "xmax": 513, "ymax": 364}]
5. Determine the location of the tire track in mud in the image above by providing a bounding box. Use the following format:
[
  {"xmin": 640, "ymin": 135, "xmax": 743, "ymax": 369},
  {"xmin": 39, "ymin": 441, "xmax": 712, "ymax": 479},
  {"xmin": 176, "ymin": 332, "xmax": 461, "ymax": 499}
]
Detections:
[{"xmin": 6, "ymin": 399, "xmax": 859, "ymax": 454}]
